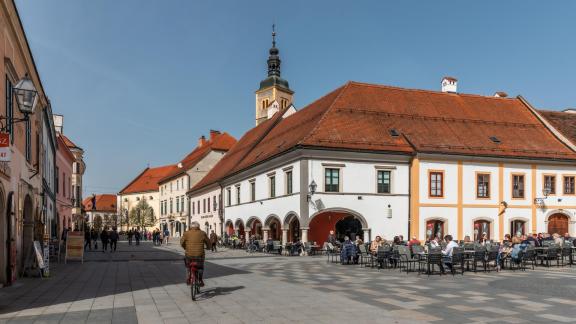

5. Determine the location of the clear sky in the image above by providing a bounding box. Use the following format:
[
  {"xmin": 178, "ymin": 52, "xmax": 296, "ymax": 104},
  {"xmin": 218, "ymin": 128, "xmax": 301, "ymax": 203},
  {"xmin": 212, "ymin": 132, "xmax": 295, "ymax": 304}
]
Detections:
[{"xmin": 15, "ymin": 0, "xmax": 576, "ymax": 195}]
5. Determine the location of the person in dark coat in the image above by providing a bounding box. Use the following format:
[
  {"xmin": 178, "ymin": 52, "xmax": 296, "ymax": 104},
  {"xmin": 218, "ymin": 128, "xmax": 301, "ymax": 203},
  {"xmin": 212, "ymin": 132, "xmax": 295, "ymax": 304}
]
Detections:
[
  {"xmin": 101, "ymin": 228, "xmax": 109, "ymax": 252},
  {"xmin": 135, "ymin": 229, "xmax": 141, "ymax": 245},
  {"xmin": 84, "ymin": 228, "xmax": 91, "ymax": 251},
  {"xmin": 109, "ymin": 228, "xmax": 119, "ymax": 252},
  {"xmin": 91, "ymin": 229, "xmax": 99, "ymax": 249},
  {"xmin": 127, "ymin": 229, "xmax": 133, "ymax": 245},
  {"xmin": 209, "ymin": 231, "xmax": 218, "ymax": 252}
]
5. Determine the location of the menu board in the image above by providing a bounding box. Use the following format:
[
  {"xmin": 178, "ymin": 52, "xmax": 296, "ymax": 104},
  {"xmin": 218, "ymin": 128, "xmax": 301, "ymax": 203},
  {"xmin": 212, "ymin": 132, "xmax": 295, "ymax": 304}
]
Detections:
[
  {"xmin": 33, "ymin": 241, "xmax": 44, "ymax": 269},
  {"xmin": 65, "ymin": 231, "xmax": 84, "ymax": 263}
]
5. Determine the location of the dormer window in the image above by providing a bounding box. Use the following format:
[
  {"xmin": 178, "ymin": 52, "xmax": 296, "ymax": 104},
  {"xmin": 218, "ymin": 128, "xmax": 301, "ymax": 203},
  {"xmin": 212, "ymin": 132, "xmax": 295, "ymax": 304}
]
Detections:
[{"xmin": 489, "ymin": 136, "xmax": 501, "ymax": 144}]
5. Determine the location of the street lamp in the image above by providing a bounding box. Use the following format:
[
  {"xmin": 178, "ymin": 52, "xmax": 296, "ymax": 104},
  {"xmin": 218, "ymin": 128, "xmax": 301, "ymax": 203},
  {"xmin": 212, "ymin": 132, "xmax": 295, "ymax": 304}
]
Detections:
[
  {"xmin": 307, "ymin": 180, "xmax": 317, "ymax": 201},
  {"xmin": 1, "ymin": 74, "xmax": 38, "ymax": 131}
]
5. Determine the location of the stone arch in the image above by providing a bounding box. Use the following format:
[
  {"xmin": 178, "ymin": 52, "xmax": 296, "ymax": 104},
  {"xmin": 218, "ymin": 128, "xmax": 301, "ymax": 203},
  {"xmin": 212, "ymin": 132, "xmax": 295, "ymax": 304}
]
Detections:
[
  {"xmin": 264, "ymin": 214, "xmax": 282, "ymax": 241},
  {"xmin": 234, "ymin": 218, "xmax": 245, "ymax": 239},
  {"xmin": 264, "ymin": 214, "xmax": 282, "ymax": 228},
  {"xmin": 471, "ymin": 216, "xmax": 495, "ymax": 241},
  {"xmin": 308, "ymin": 207, "xmax": 369, "ymax": 245},
  {"xmin": 224, "ymin": 220, "xmax": 235, "ymax": 236},
  {"xmin": 545, "ymin": 210, "xmax": 573, "ymax": 235},
  {"xmin": 283, "ymin": 212, "xmax": 300, "ymax": 242},
  {"xmin": 283, "ymin": 211, "xmax": 300, "ymax": 228},
  {"xmin": 424, "ymin": 217, "xmax": 449, "ymax": 241},
  {"xmin": 545, "ymin": 209, "xmax": 573, "ymax": 222},
  {"xmin": 507, "ymin": 216, "xmax": 530, "ymax": 237},
  {"xmin": 309, "ymin": 208, "xmax": 369, "ymax": 229},
  {"xmin": 246, "ymin": 216, "xmax": 263, "ymax": 239}
]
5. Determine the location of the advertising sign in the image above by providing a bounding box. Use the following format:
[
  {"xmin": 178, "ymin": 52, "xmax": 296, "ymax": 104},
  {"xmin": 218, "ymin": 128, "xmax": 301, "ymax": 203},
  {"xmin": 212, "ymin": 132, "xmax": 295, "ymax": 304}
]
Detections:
[
  {"xmin": 0, "ymin": 132, "xmax": 10, "ymax": 162},
  {"xmin": 33, "ymin": 241, "xmax": 44, "ymax": 269},
  {"xmin": 65, "ymin": 231, "xmax": 84, "ymax": 263}
]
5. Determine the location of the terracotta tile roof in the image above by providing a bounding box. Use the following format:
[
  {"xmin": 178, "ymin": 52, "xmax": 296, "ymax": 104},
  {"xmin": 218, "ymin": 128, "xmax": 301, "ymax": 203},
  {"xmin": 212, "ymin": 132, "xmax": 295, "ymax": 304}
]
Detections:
[
  {"xmin": 158, "ymin": 132, "xmax": 237, "ymax": 184},
  {"xmin": 83, "ymin": 194, "xmax": 117, "ymax": 212},
  {"xmin": 56, "ymin": 134, "xmax": 75, "ymax": 162},
  {"xmin": 59, "ymin": 134, "xmax": 82, "ymax": 150},
  {"xmin": 538, "ymin": 110, "xmax": 576, "ymax": 145},
  {"xmin": 119, "ymin": 164, "xmax": 178, "ymax": 194},
  {"xmin": 190, "ymin": 81, "xmax": 576, "ymax": 193}
]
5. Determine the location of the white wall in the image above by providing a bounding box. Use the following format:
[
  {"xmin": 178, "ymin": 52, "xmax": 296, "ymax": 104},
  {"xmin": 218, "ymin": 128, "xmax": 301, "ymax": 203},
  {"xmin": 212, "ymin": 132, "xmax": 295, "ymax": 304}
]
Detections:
[{"xmin": 189, "ymin": 187, "xmax": 222, "ymax": 235}]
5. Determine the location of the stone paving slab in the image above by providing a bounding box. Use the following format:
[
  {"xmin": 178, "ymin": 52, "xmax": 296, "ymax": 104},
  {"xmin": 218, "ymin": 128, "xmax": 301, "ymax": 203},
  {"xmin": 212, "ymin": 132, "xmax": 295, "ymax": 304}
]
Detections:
[{"xmin": 1, "ymin": 241, "xmax": 576, "ymax": 323}]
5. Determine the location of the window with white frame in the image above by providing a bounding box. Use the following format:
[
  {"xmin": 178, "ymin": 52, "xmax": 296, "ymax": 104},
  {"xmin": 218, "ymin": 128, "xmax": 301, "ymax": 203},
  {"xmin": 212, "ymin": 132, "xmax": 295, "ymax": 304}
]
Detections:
[
  {"xmin": 236, "ymin": 185, "xmax": 241, "ymax": 205},
  {"xmin": 226, "ymin": 187, "xmax": 231, "ymax": 206},
  {"xmin": 285, "ymin": 171, "xmax": 293, "ymax": 195},
  {"xmin": 269, "ymin": 176, "xmax": 276, "ymax": 198}
]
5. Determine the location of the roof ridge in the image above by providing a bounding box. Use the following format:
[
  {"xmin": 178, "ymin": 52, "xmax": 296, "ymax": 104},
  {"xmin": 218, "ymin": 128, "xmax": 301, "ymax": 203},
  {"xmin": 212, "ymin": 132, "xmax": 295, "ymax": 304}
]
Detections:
[
  {"xmin": 347, "ymin": 80, "xmax": 519, "ymax": 101},
  {"xmin": 299, "ymin": 82, "xmax": 352, "ymax": 145},
  {"xmin": 118, "ymin": 167, "xmax": 149, "ymax": 194}
]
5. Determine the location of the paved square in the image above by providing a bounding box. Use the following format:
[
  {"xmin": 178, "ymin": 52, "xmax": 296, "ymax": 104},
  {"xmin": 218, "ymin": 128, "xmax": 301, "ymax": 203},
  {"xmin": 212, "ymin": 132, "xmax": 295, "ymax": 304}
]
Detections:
[{"xmin": 1, "ymin": 241, "xmax": 575, "ymax": 323}]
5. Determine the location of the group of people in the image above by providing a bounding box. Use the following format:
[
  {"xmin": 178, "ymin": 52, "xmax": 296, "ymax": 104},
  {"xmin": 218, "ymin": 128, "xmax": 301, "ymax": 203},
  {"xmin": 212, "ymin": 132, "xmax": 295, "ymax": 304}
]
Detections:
[{"xmin": 83, "ymin": 226, "xmax": 120, "ymax": 252}]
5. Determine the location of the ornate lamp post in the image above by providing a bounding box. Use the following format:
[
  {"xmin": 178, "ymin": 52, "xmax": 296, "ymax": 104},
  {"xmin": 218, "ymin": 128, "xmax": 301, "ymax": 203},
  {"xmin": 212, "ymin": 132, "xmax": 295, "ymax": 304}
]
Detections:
[{"xmin": 1, "ymin": 74, "xmax": 39, "ymax": 131}]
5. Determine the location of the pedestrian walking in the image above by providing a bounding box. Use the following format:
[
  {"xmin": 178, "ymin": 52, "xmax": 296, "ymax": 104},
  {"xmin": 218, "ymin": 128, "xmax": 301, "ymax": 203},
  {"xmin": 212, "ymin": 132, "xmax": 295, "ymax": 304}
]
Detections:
[
  {"xmin": 164, "ymin": 228, "xmax": 170, "ymax": 245},
  {"xmin": 210, "ymin": 230, "xmax": 218, "ymax": 252},
  {"xmin": 91, "ymin": 229, "xmax": 99, "ymax": 249},
  {"xmin": 101, "ymin": 228, "xmax": 109, "ymax": 252},
  {"xmin": 84, "ymin": 227, "xmax": 91, "ymax": 251},
  {"xmin": 110, "ymin": 227, "xmax": 119, "ymax": 252},
  {"xmin": 135, "ymin": 229, "xmax": 141, "ymax": 245},
  {"xmin": 127, "ymin": 229, "xmax": 133, "ymax": 245}
]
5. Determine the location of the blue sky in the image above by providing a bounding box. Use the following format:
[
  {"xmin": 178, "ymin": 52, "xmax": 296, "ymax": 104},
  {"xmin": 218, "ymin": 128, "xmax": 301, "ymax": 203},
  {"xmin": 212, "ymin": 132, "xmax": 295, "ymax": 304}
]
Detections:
[{"xmin": 15, "ymin": 0, "xmax": 576, "ymax": 194}]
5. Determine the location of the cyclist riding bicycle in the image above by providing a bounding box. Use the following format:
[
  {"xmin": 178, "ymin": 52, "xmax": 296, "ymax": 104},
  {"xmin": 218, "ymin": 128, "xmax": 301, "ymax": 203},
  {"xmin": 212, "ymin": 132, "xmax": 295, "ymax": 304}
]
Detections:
[{"xmin": 180, "ymin": 221, "xmax": 210, "ymax": 287}]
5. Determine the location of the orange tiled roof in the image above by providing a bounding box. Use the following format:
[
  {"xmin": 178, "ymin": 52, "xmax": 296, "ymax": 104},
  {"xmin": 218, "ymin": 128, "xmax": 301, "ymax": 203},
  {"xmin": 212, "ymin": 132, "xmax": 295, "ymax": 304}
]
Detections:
[
  {"xmin": 538, "ymin": 110, "xmax": 576, "ymax": 145},
  {"xmin": 83, "ymin": 194, "xmax": 117, "ymax": 212},
  {"xmin": 191, "ymin": 81, "xmax": 576, "ymax": 193},
  {"xmin": 59, "ymin": 134, "xmax": 82, "ymax": 150},
  {"xmin": 56, "ymin": 134, "xmax": 75, "ymax": 162},
  {"xmin": 119, "ymin": 164, "xmax": 178, "ymax": 194},
  {"xmin": 158, "ymin": 132, "xmax": 236, "ymax": 184}
]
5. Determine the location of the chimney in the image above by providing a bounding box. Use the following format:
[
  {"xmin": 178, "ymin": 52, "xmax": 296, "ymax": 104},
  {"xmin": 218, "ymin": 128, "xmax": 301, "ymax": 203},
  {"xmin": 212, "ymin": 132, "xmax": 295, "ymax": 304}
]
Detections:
[
  {"xmin": 209, "ymin": 129, "xmax": 221, "ymax": 141},
  {"xmin": 441, "ymin": 76, "xmax": 458, "ymax": 93},
  {"xmin": 494, "ymin": 91, "xmax": 508, "ymax": 98},
  {"xmin": 198, "ymin": 135, "xmax": 206, "ymax": 147}
]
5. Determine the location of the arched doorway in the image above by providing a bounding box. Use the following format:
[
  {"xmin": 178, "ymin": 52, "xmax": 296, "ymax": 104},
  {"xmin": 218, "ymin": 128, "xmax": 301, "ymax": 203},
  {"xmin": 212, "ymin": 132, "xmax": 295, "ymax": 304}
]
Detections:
[
  {"xmin": 266, "ymin": 216, "xmax": 282, "ymax": 240},
  {"xmin": 21, "ymin": 195, "xmax": 34, "ymax": 269},
  {"xmin": 474, "ymin": 220, "xmax": 491, "ymax": 241},
  {"xmin": 247, "ymin": 218, "xmax": 262, "ymax": 239},
  {"xmin": 235, "ymin": 219, "xmax": 245, "ymax": 239},
  {"xmin": 426, "ymin": 219, "xmax": 445, "ymax": 240},
  {"xmin": 287, "ymin": 216, "xmax": 300, "ymax": 243},
  {"xmin": 309, "ymin": 210, "xmax": 367, "ymax": 246},
  {"xmin": 510, "ymin": 220, "xmax": 526, "ymax": 237},
  {"xmin": 548, "ymin": 214, "xmax": 569, "ymax": 235},
  {"xmin": 225, "ymin": 220, "xmax": 234, "ymax": 236}
]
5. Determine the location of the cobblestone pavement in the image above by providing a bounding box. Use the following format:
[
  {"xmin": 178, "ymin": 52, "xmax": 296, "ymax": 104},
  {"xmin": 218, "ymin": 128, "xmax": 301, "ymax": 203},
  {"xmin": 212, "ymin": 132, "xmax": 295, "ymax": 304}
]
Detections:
[{"xmin": 1, "ymin": 241, "xmax": 576, "ymax": 323}]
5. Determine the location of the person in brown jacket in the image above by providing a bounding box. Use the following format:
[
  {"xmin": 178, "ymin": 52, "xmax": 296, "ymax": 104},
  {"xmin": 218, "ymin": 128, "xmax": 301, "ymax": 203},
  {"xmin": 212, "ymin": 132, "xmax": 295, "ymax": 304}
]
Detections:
[
  {"xmin": 180, "ymin": 222, "xmax": 210, "ymax": 286},
  {"xmin": 209, "ymin": 230, "xmax": 218, "ymax": 252}
]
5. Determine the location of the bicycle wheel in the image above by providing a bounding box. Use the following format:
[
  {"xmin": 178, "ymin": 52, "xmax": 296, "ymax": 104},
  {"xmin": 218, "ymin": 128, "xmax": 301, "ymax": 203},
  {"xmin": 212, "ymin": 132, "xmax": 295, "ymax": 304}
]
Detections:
[{"xmin": 191, "ymin": 272, "xmax": 197, "ymax": 301}]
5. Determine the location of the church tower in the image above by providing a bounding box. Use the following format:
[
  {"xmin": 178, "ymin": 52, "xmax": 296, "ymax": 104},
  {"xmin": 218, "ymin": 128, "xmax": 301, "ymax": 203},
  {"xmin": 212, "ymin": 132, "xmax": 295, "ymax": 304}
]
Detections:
[{"xmin": 255, "ymin": 26, "xmax": 294, "ymax": 125}]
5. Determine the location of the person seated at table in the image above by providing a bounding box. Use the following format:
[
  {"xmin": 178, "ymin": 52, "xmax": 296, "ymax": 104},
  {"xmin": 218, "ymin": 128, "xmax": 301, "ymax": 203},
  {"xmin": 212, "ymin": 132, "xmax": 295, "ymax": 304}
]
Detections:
[
  {"xmin": 429, "ymin": 237, "xmax": 440, "ymax": 249},
  {"xmin": 552, "ymin": 233, "xmax": 563, "ymax": 245},
  {"xmin": 563, "ymin": 232, "xmax": 571, "ymax": 243},
  {"xmin": 370, "ymin": 236, "xmax": 383, "ymax": 254},
  {"xmin": 266, "ymin": 237, "xmax": 274, "ymax": 252},
  {"xmin": 340, "ymin": 236, "xmax": 357, "ymax": 264},
  {"xmin": 291, "ymin": 238, "xmax": 302, "ymax": 256},
  {"xmin": 392, "ymin": 236, "xmax": 402, "ymax": 246},
  {"xmin": 398, "ymin": 235, "xmax": 406, "ymax": 245},
  {"xmin": 407, "ymin": 236, "xmax": 421, "ymax": 250},
  {"xmin": 441, "ymin": 235, "xmax": 458, "ymax": 271},
  {"xmin": 463, "ymin": 235, "xmax": 472, "ymax": 244},
  {"xmin": 503, "ymin": 234, "xmax": 512, "ymax": 244},
  {"xmin": 479, "ymin": 233, "xmax": 489, "ymax": 246}
]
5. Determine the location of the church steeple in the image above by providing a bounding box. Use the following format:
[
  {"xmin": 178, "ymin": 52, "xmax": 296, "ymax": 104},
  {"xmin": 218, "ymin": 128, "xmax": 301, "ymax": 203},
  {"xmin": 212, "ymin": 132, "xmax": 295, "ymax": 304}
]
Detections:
[
  {"xmin": 255, "ymin": 25, "xmax": 294, "ymax": 125},
  {"xmin": 267, "ymin": 25, "xmax": 281, "ymax": 77}
]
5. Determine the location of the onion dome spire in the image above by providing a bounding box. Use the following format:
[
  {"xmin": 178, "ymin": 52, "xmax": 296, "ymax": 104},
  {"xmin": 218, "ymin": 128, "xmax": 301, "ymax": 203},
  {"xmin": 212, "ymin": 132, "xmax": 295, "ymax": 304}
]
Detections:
[{"xmin": 267, "ymin": 24, "xmax": 281, "ymax": 77}]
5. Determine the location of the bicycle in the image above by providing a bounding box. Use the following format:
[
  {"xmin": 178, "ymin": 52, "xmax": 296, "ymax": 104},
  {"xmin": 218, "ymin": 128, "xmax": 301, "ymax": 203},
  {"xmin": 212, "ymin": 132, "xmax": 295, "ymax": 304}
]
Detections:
[{"xmin": 187, "ymin": 261, "xmax": 202, "ymax": 300}]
